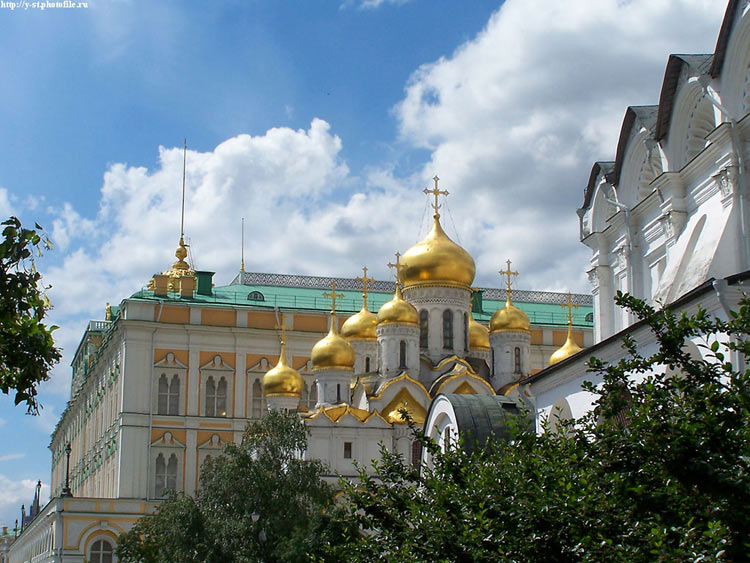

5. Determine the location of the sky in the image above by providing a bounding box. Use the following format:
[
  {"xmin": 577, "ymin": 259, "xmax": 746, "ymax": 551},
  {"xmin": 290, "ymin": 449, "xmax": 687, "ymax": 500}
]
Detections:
[{"xmin": 0, "ymin": 0, "xmax": 729, "ymax": 527}]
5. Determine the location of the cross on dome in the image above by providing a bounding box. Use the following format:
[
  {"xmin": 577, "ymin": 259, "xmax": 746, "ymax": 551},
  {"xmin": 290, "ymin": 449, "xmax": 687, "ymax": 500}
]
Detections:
[
  {"xmin": 387, "ymin": 251, "xmax": 403, "ymax": 279},
  {"xmin": 499, "ymin": 259, "xmax": 519, "ymax": 296},
  {"xmin": 355, "ymin": 266, "xmax": 375, "ymax": 308},
  {"xmin": 322, "ymin": 281, "xmax": 344, "ymax": 314},
  {"xmin": 561, "ymin": 292, "xmax": 579, "ymax": 327},
  {"xmin": 424, "ymin": 175, "xmax": 449, "ymax": 217}
]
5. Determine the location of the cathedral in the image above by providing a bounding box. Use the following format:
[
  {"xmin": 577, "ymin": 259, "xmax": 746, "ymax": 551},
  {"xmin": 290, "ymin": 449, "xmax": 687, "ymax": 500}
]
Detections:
[
  {"xmin": 7, "ymin": 181, "xmax": 592, "ymax": 562},
  {"xmin": 9, "ymin": 0, "xmax": 750, "ymax": 560}
]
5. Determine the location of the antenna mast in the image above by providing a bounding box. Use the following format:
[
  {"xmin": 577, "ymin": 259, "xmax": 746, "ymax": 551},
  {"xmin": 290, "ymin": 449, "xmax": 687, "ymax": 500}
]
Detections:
[
  {"xmin": 180, "ymin": 139, "xmax": 187, "ymax": 241},
  {"xmin": 241, "ymin": 217, "xmax": 245, "ymax": 272}
]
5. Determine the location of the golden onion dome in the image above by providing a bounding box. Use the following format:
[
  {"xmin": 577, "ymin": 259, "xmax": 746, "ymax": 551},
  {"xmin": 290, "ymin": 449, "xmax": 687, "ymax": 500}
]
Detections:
[
  {"xmin": 548, "ymin": 330, "xmax": 583, "ymax": 366},
  {"xmin": 468, "ymin": 315, "xmax": 490, "ymax": 350},
  {"xmin": 312, "ymin": 314, "xmax": 356, "ymax": 371},
  {"xmin": 341, "ymin": 304, "xmax": 378, "ymax": 341},
  {"xmin": 399, "ymin": 215, "xmax": 476, "ymax": 289},
  {"xmin": 262, "ymin": 341, "xmax": 303, "ymax": 397},
  {"xmin": 490, "ymin": 296, "xmax": 530, "ymax": 333},
  {"xmin": 377, "ymin": 284, "xmax": 419, "ymax": 326}
]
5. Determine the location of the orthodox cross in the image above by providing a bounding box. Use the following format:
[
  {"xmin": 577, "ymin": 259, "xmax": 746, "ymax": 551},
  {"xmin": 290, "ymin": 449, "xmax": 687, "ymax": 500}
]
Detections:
[
  {"xmin": 355, "ymin": 266, "xmax": 375, "ymax": 308},
  {"xmin": 322, "ymin": 281, "xmax": 344, "ymax": 314},
  {"xmin": 562, "ymin": 292, "xmax": 579, "ymax": 328},
  {"xmin": 424, "ymin": 175, "xmax": 449, "ymax": 215},
  {"xmin": 387, "ymin": 251, "xmax": 403, "ymax": 284},
  {"xmin": 499, "ymin": 259, "xmax": 519, "ymax": 296}
]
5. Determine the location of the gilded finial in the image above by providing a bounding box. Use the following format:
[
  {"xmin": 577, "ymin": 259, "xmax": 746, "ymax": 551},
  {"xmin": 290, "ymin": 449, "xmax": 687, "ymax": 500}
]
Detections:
[
  {"xmin": 423, "ymin": 175, "xmax": 449, "ymax": 218},
  {"xmin": 500, "ymin": 259, "xmax": 519, "ymax": 300},
  {"xmin": 322, "ymin": 281, "xmax": 344, "ymax": 316},
  {"xmin": 561, "ymin": 292, "xmax": 579, "ymax": 330},
  {"xmin": 355, "ymin": 266, "xmax": 374, "ymax": 309}
]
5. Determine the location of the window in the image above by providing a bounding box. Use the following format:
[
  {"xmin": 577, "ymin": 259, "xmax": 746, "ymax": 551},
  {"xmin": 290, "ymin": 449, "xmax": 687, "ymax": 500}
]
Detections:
[
  {"xmin": 585, "ymin": 312, "xmax": 594, "ymax": 323},
  {"xmin": 419, "ymin": 310, "xmax": 429, "ymax": 348},
  {"xmin": 411, "ymin": 440, "xmax": 422, "ymax": 468},
  {"xmin": 155, "ymin": 453, "xmax": 178, "ymax": 497},
  {"xmin": 89, "ymin": 539, "xmax": 114, "ymax": 563},
  {"xmin": 247, "ymin": 291, "xmax": 265, "ymax": 301},
  {"xmin": 365, "ymin": 356, "xmax": 371, "ymax": 372},
  {"xmin": 491, "ymin": 348, "xmax": 495, "ymax": 377},
  {"xmin": 514, "ymin": 347, "xmax": 522, "ymax": 374},
  {"xmin": 343, "ymin": 442, "xmax": 352, "ymax": 459},
  {"xmin": 399, "ymin": 340, "xmax": 407, "ymax": 369},
  {"xmin": 336, "ymin": 383, "xmax": 341, "ymax": 403},
  {"xmin": 157, "ymin": 373, "xmax": 180, "ymax": 415},
  {"xmin": 252, "ymin": 379, "xmax": 264, "ymax": 418},
  {"xmin": 205, "ymin": 376, "xmax": 228, "ymax": 417},
  {"xmin": 443, "ymin": 310, "xmax": 454, "ymax": 350}
]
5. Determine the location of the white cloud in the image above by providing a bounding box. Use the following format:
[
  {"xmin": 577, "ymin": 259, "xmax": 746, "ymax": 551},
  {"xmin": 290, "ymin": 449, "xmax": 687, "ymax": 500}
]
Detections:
[
  {"xmin": 0, "ymin": 475, "xmax": 48, "ymax": 527},
  {"xmin": 0, "ymin": 187, "xmax": 14, "ymax": 218},
  {"xmin": 394, "ymin": 0, "xmax": 726, "ymax": 290},
  {"xmin": 340, "ymin": 0, "xmax": 411, "ymax": 9},
  {"xmin": 36, "ymin": 0, "xmax": 728, "ymax": 400},
  {"xmin": 0, "ymin": 454, "xmax": 25, "ymax": 462}
]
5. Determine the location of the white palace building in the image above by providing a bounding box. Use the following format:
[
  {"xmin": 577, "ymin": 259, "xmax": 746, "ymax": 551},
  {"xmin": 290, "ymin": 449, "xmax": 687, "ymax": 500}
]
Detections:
[{"xmin": 8, "ymin": 1, "xmax": 750, "ymax": 560}]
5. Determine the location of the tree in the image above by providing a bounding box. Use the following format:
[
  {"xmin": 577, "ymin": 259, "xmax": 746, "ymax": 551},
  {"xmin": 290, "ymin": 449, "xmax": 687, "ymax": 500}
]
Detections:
[
  {"xmin": 0, "ymin": 216, "xmax": 60, "ymax": 414},
  {"xmin": 117, "ymin": 411, "xmax": 352, "ymax": 562},
  {"xmin": 327, "ymin": 293, "xmax": 750, "ymax": 561}
]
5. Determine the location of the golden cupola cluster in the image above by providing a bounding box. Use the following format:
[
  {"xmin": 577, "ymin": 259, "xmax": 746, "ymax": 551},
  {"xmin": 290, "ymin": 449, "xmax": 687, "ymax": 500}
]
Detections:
[
  {"xmin": 262, "ymin": 340, "xmax": 304, "ymax": 398},
  {"xmin": 469, "ymin": 315, "xmax": 490, "ymax": 350},
  {"xmin": 398, "ymin": 178, "xmax": 476, "ymax": 290},
  {"xmin": 377, "ymin": 283, "xmax": 419, "ymax": 326}
]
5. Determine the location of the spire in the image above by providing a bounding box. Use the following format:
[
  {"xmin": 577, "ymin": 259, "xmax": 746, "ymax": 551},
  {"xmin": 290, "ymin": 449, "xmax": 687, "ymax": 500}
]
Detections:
[{"xmin": 240, "ymin": 217, "xmax": 245, "ymax": 272}]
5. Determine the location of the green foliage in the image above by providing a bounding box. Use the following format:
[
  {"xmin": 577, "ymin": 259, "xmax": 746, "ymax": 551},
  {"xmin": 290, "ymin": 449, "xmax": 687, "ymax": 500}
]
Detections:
[
  {"xmin": 117, "ymin": 411, "xmax": 351, "ymax": 563},
  {"xmin": 0, "ymin": 216, "xmax": 60, "ymax": 413},
  {"xmin": 327, "ymin": 293, "xmax": 750, "ymax": 562}
]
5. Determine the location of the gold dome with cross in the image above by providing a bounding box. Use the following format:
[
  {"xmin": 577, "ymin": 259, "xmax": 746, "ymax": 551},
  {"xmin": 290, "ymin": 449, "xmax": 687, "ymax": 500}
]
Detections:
[
  {"xmin": 398, "ymin": 177, "xmax": 476, "ymax": 290},
  {"xmin": 311, "ymin": 282, "xmax": 356, "ymax": 371},
  {"xmin": 490, "ymin": 260, "xmax": 530, "ymax": 333}
]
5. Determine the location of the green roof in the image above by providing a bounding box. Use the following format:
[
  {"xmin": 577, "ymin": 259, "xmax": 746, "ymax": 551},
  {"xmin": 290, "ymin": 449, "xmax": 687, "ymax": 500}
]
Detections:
[{"xmin": 130, "ymin": 281, "xmax": 593, "ymax": 329}]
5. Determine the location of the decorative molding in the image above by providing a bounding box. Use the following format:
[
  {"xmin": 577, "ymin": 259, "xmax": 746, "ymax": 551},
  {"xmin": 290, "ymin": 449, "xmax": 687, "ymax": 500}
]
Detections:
[{"xmin": 231, "ymin": 271, "xmax": 593, "ymax": 306}]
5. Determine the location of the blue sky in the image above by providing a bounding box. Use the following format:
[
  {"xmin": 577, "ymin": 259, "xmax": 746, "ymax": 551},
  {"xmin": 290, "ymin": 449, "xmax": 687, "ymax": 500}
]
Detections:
[{"xmin": 0, "ymin": 0, "xmax": 728, "ymax": 526}]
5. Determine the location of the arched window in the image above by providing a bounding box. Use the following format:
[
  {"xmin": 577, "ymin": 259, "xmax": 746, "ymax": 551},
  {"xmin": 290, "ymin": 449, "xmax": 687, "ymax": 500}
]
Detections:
[
  {"xmin": 247, "ymin": 291, "xmax": 265, "ymax": 301},
  {"xmin": 410, "ymin": 440, "xmax": 422, "ymax": 468},
  {"xmin": 205, "ymin": 377, "xmax": 216, "ymax": 416},
  {"xmin": 309, "ymin": 380, "xmax": 317, "ymax": 407},
  {"xmin": 205, "ymin": 376, "xmax": 228, "ymax": 417},
  {"xmin": 157, "ymin": 374, "xmax": 169, "ymax": 414},
  {"xmin": 89, "ymin": 539, "xmax": 114, "ymax": 563},
  {"xmin": 155, "ymin": 453, "xmax": 177, "ymax": 497},
  {"xmin": 419, "ymin": 310, "xmax": 429, "ymax": 349},
  {"xmin": 463, "ymin": 313, "xmax": 468, "ymax": 352},
  {"xmin": 301, "ymin": 383, "xmax": 309, "ymax": 409},
  {"xmin": 252, "ymin": 380, "xmax": 263, "ymax": 418},
  {"xmin": 399, "ymin": 340, "xmax": 407, "ymax": 369},
  {"xmin": 365, "ymin": 356, "xmax": 371, "ymax": 372},
  {"xmin": 514, "ymin": 347, "xmax": 522, "ymax": 374},
  {"xmin": 169, "ymin": 374, "xmax": 180, "ymax": 415},
  {"xmin": 443, "ymin": 310, "xmax": 453, "ymax": 350}
]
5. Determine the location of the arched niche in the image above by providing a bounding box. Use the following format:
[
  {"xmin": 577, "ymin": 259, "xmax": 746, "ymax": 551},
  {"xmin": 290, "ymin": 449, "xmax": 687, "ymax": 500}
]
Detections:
[
  {"xmin": 717, "ymin": 6, "xmax": 750, "ymax": 118},
  {"xmin": 667, "ymin": 82, "xmax": 717, "ymax": 170}
]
